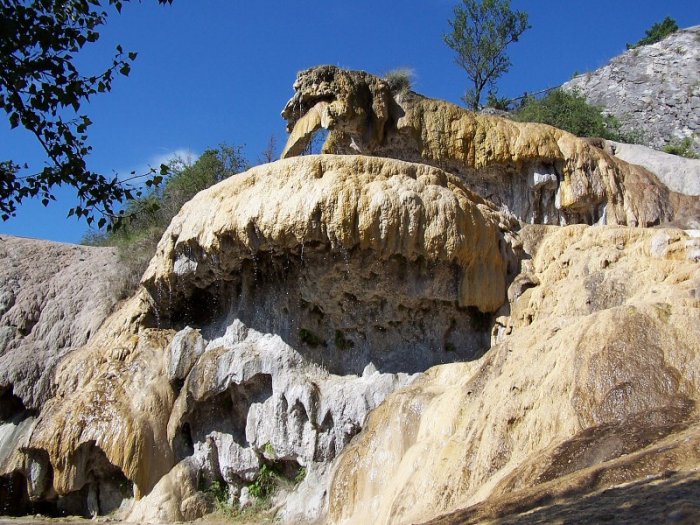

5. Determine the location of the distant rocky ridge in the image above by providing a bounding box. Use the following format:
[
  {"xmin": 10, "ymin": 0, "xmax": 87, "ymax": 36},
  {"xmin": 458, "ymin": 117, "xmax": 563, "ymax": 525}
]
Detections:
[{"xmin": 563, "ymin": 25, "xmax": 700, "ymax": 155}]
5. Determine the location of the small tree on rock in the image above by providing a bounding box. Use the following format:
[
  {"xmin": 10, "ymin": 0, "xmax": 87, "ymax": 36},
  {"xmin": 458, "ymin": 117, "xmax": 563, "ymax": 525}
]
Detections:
[{"xmin": 444, "ymin": 0, "xmax": 529, "ymax": 111}]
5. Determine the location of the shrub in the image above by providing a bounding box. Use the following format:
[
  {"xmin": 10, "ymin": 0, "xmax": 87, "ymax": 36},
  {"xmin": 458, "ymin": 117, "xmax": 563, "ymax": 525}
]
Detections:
[
  {"xmin": 203, "ymin": 480, "xmax": 234, "ymax": 516},
  {"xmin": 663, "ymin": 137, "xmax": 699, "ymax": 159},
  {"xmin": 627, "ymin": 17, "xmax": 679, "ymax": 49},
  {"xmin": 82, "ymin": 144, "xmax": 247, "ymax": 291},
  {"xmin": 294, "ymin": 466, "xmax": 307, "ymax": 484},
  {"xmin": 513, "ymin": 89, "xmax": 626, "ymax": 141},
  {"xmin": 248, "ymin": 464, "xmax": 279, "ymax": 501},
  {"xmin": 384, "ymin": 68, "xmax": 414, "ymax": 93},
  {"xmin": 485, "ymin": 90, "xmax": 512, "ymax": 111}
]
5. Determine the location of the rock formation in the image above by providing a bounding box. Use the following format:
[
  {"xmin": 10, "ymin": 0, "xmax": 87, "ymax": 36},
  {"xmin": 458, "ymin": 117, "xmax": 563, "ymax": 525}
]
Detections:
[
  {"xmin": 563, "ymin": 25, "xmax": 700, "ymax": 156},
  {"xmin": 0, "ymin": 155, "xmax": 518, "ymax": 520},
  {"xmin": 280, "ymin": 65, "xmax": 698, "ymax": 228},
  {"xmin": 1, "ymin": 65, "xmax": 698, "ymax": 524},
  {"xmin": 0, "ymin": 236, "xmax": 129, "ymax": 515},
  {"xmin": 328, "ymin": 225, "xmax": 700, "ymax": 524}
]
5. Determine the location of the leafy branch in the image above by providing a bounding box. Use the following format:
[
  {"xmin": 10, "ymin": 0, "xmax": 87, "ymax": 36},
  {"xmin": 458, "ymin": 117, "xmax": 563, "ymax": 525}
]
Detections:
[{"xmin": 0, "ymin": 0, "xmax": 173, "ymax": 228}]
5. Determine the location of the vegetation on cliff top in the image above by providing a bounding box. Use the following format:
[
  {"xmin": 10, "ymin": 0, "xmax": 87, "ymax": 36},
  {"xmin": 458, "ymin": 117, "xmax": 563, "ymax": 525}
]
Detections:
[
  {"xmin": 0, "ymin": 0, "xmax": 174, "ymax": 227},
  {"xmin": 627, "ymin": 16, "xmax": 679, "ymax": 49},
  {"xmin": 83, "ymin": 144, "xmax": 246, "ymax": 290},
  {"xmin": 444, "ymin": 0, "xmax": 529, "ymax": 110},
  {"xmin": 512, "ymin": 89, "xmax": 628, "ymax": 141}
]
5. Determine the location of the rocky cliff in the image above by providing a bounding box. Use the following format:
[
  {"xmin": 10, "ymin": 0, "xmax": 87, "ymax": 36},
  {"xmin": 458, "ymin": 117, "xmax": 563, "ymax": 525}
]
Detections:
[
  {"xmin": 563, "ymin": 25, "xmax": 700, "ymax": 155},
  {"xmin": 0, "ymin": 67, "xmax": 699, "ymax": 524}
]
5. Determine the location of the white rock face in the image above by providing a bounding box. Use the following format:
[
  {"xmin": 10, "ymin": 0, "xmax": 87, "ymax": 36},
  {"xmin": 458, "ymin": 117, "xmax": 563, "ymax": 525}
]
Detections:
[
  {"xmin": 608, "ymin": 140, "xmax": 700, "ymax": 196},
  {"xmin": 167, "ymin": 326, "xmax": 206, "ymax": 381},
  {"xmin": 0, "ymin": 235, "xmax": 127, "ymax": 410},
  {"xmin": 167, "ymin": 321, "xmax": 418, "ymax": 496},
  {"xmin": 564, "ymin": 25, "xmax": 700, "ymax": 155}
]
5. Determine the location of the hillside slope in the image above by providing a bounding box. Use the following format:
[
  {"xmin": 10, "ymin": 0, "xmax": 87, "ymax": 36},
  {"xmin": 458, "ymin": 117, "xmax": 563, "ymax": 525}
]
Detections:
[{"xmin": 563, "ymin": 25, "xmax": 700, "ymax": 155}]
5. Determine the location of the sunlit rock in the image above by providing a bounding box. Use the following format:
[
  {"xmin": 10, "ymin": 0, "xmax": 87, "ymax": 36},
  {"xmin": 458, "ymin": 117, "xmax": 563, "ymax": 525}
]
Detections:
[
  {"xmin": 281, "ymin": 65, "xmax": 698, "ymax": 228},
  {"xmin": 327, "ymin": 225, "xmax": 700, "ymax": 524}
]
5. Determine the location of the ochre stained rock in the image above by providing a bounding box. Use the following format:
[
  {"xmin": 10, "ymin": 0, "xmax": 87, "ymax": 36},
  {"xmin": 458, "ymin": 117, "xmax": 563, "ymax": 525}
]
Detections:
[
  {"xmin": 281, "ymin": 66, "xmax": 692, "ymax": 228},
  {"xmin": 143, "ymin": 154, "xmax": 515, "ymax": 313},
  {"xmin": 327, "ymin": 225, "xmax": 700, "ymax": 525},
  {"xmin": 2, "ymin": 154, "xmax": 517, "ymax": 519},
  {"xmin": 26, "ymin": 291, "xmax": 176, "ymax": 498}
]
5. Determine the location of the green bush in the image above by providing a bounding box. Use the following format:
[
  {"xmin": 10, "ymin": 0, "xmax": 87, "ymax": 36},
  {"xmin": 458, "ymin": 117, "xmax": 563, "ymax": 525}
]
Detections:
[
  {"xmin": 203, "ymin": 480, "xmax": 234, "ymax": 516},
  {"xmin": 485, "ymin": 90, "xmax": 512, "ymax": 111},
  {"xmin": 83, "ymin": 144, "xmax": 246, "ymax": 291},
  {"xmin": 294, "ymin": 466, "xmax": 307, "ymax": 484},
  {"xmin": 513, "ymin": 89, "xmax": 626, "ymax": 141},
  {"xmin": 248, "ymin": 464, "xmax": 279, "ymax": 501},
  {"xmin": 663, "ymin": 137, "xmax": 699, "ymax": 159},
  {"xmin": 627, "ymin": 17, "xmax": 678, "ymax": 49}
]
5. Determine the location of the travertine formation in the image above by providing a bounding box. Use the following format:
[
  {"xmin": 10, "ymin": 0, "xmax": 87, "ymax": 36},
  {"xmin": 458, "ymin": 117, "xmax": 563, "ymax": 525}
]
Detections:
[
  {"xmin": 329, "ymin": 225, "xmax": 700, "ymax": 525},
  {"xmin": 0, "ymin": 155, "xmax": 517, "ymax": 520},
  {"xmin": 564, "ymin": 25, "xmax": 700, "ymax": 155},
  {"xmin": 0, "ymin": 236, "xmax": 128, "ymax": 410},
  {"xmin": 1, "ymin": 65, "xmax": 698, "ymax": 524},
  {"xmin": 281, "ymin": 65, "xmax": 696, "ymax": 228}
]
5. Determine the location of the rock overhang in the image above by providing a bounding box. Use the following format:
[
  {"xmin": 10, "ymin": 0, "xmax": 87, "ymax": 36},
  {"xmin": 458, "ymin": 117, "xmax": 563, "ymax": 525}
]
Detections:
[{"xmin": 142, "ymin": 154, "xmax": 516, "ymax": 318}]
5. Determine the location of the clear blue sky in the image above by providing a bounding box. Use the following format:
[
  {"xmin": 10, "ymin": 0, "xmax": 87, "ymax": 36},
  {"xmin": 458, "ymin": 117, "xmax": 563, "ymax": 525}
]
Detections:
[{"xmin": 2, "ymin": 0, "xmax": 699, "ymax": 243}]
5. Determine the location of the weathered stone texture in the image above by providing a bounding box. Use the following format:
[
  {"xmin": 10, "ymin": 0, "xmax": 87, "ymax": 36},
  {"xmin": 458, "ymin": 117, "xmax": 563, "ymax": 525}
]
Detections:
[
  {"xmin": 0, "ymin": 235, "xmax": 126, "ymax": 410},
  {"xmin": 281, "ymin": 65, "xmax": 690, "ymax": 228},
  {"xmin": 563, "ymin": 25, "xmax": 700, "ymax": 155}
]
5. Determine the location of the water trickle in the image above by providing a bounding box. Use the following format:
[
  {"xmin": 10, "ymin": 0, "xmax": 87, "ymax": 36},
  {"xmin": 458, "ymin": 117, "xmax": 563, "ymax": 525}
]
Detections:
[
  {"xmin": 341, "ymin": 247, "xmax": 351, "ymax": 278},
  {"xmin": 251, "ymin": 252, "xmax": 260, "ymax": 283},
  {"xmin": 153, "ymin": 282, "xmax": 163, "ymax": 328}
]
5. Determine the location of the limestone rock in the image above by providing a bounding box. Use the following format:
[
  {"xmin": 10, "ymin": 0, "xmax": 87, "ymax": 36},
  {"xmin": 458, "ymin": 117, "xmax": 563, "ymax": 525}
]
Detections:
[
  {"xmin": 563, "ymin": 26, "xmax": 700, "ymax": 155},
  {"xmin": 26, "ymin": 292, "xmax": 177, "ymax": 501},
  {"xmin": 1, "ymin": 155, "xmax": 516, "ymax": 521},
  {"xmin": 281, "ymin": 66, "xmax": 688, "ymax": 228},
  {"xmin": 605, "ymin": 141, "xmax": 700, "ymax": 197},
  {"xmin": 5, "ymin": 65, "xmax": 699, "ymax": 525},
  {"xmin": 0, "ymin": 235, "xmax": 127, "ymax": 410},
  {"xmin": 143, "ymin": 154, "xmax": 514, "ymax": 315},
  {"xmin": 180, "ymin": 492, "xmax": 216, "ymax": 521},
  {"xmin": 142, "ymin": 155, "xmax": 515, "ymax": 377},
  {"xmin": 167, "ymin": 326, "xmax": 206, "ymax": 381},
  {"xmin": 327, "ymin": 225, "xmax": 700, "ymax": 525},
  {"xmin": 166, "ymin": 321, "xmax": 417, "ymax": 488},
  {"xmin": 126, "ymin": 460, "xmax": 200, "ymax": 523}
]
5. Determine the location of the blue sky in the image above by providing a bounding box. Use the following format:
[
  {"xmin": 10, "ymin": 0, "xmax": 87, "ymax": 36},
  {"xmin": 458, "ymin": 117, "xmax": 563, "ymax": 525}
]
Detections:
[{"xmin": 2, "ymin": 0, "xmax": 699, "ymax": 243}]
